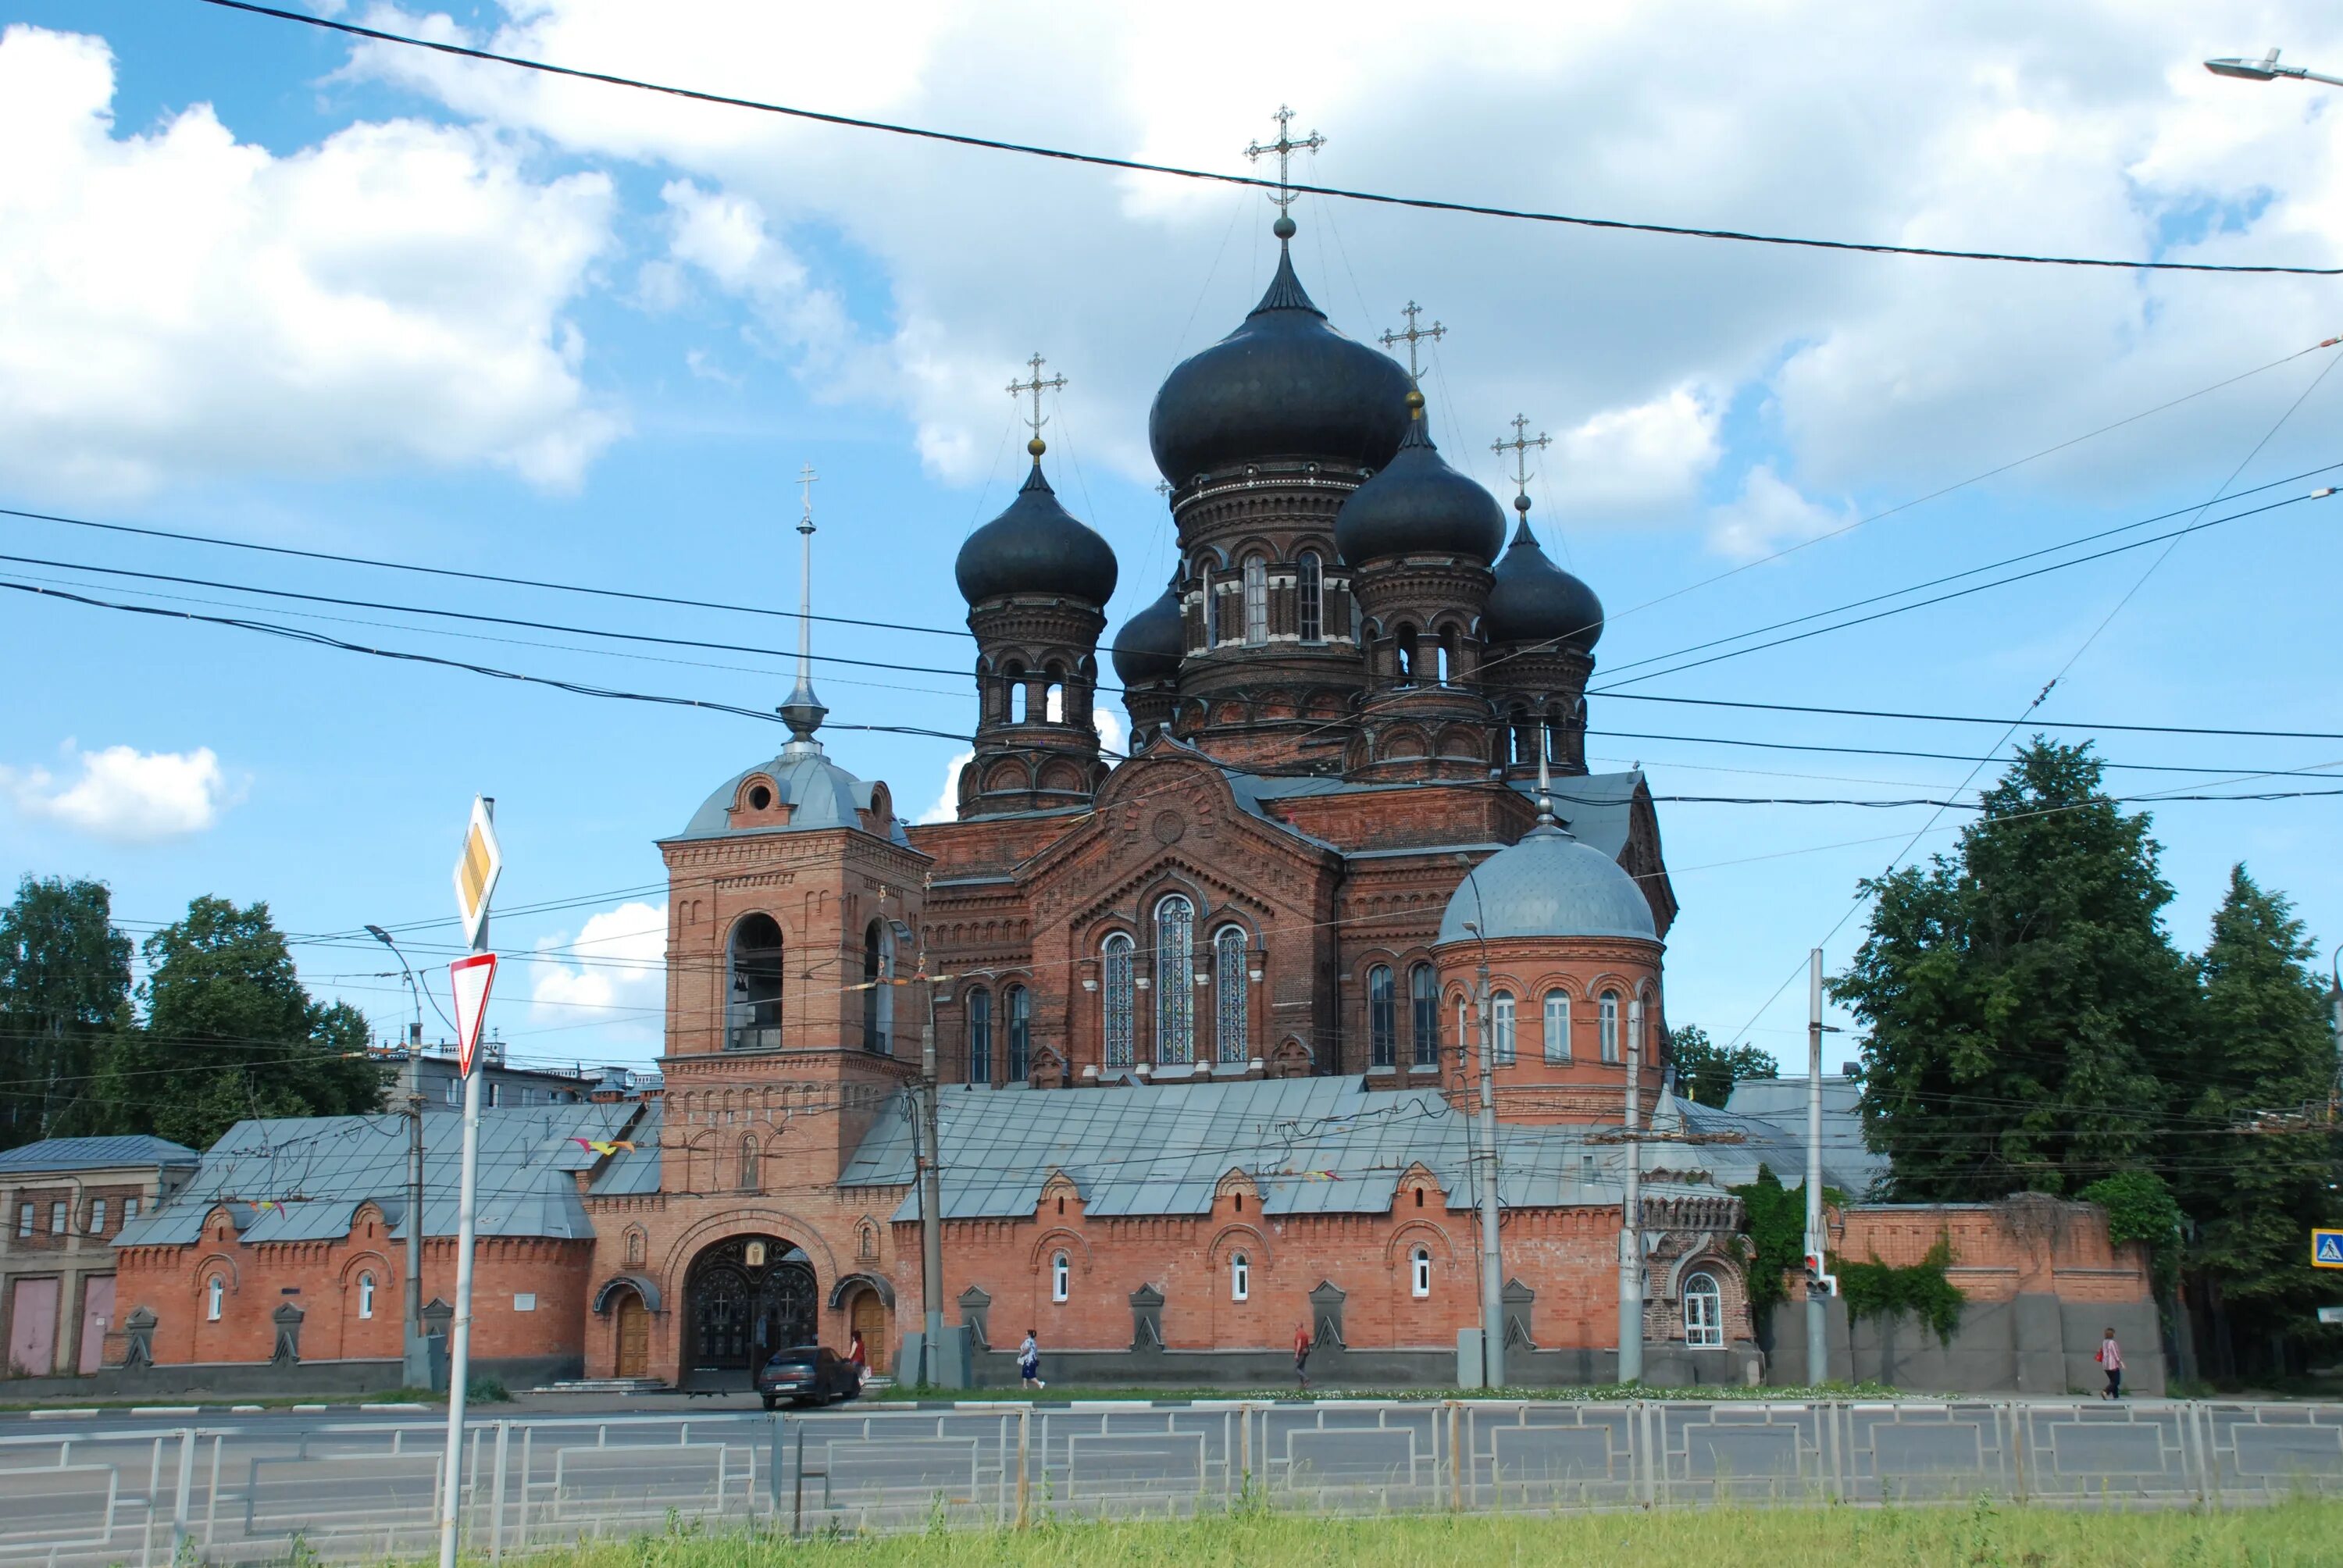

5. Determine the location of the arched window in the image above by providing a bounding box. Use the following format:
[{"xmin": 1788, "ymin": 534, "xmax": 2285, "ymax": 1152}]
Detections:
[
  {"xmin": 1543, "ymin": 992, "xmax": 1571, "ymax": 1064},
  {"xmin": 1154, "ymin": 895, "xmax": 1195, "ymax": 1064},
  {"xmin": 1198, "ymin": 561, "xmax": 1218, "ymax": 646},
  {"xmin": 1102, "ymin": 933, "xmax": 1136, "ymax": 1067},
  {"xmin": 206, "ymin": 1275, "xmax": 223, "ymax": 1322},
  {"xmin": 1231, "ymin": 1252, "xmax": 1250, "ymax": 1302},
  {"xmin": 965, "ymin": 985, "xmax": 992, "ymax": 1084},
  {"xmin": 358, "ymin": 1271, "xmax": 375, "ymax": 1320},
  {"xmin": 1367, "ymin": 964, "xmax": 1396, "ymax": 1068},
  {"xmin": 1007, "ymin": 985, "xmax": 1032, "ymax": 1080},
  {"xmin": 736, "ymin": 1135, "xmax": 760, "ymax": 1192},
  {"xmin": 1492, "ymin": 990, "xmax": 1516, "ymax": 1066},
  {"xmin": 1684, "ymin": 1272, "xmax": 1723, "ymax": 1348},
  {"xmin": 1051, "ymin": 1251, "xmax": 1071, "ymax": 1303},
  {"xmin": 727, "ymin": 913, "xmax": 784, "ymax": 1052},
  {"xmin": 626, "ymin": 1228, "xmax": 646, "ymax": 1267},
  {"xmin": 1395, "ymin": 623, "xmax": 1418, "ymax": 682},
  {"xmin": 1599, "ymin": 991, "xmax": 1621, "ymax": 1064},
  {"xmin": 1456, "ymin": 996, "xmax": 1469, "ymax": 1063},
  {"xmin": 1411, "ymin": 1247, "xmax": 1432, "ymax": 1299},
  {"xmin": 1006, "ymin": 661, "xmax": 1028, "ymax": 723},
  {"xmin": 1242, "ymin": 556, "xmax": 1268, "ymax": 645},
  {"xmin": 863, "ymin": 920, "xmax": 893, "ymax": 1054},
  {"xmin": 1410, "ymin": 964, "xmax": 1439, "ymax": 1068},
  {"xmin": 858, "ymin": 1223, "xmax": 878, "ymax": 1260},
  {"xmin": 1214, "ymin": 926, "xmax": 1249, "ymax": 1064},
  {"xmin": 1297, "ymin": 552, "xmax": 1324, "ymax": 642}
]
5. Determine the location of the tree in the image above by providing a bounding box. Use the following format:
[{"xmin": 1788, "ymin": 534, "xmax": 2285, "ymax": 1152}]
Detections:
[
  {"xmin": 1833, "ymin": 740, "xmax": 2196, "ymax": 1201},
  {"xmin": 0, "ymin": 876, "xmax": 131, "ymax": 1149},
  {"xmin": 2174, "ymin": 866, "xmax": 2341, "ymax": 1375},
  {"xmin": 1669, "ymin": 1024, "xmax": 1776, "ymax": 1107},
  {"xmin": 83, "ymin": 896, "xmax": 388, "ymax": 1149}
]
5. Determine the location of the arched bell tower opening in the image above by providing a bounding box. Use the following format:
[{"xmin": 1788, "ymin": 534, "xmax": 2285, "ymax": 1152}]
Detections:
[
  {"xmin": 726, "ymin": 913, "xmax": 785, "ymax": 1053},
  {"xmin": 682, "ymin": 1235, "xmax": 817, "ymax": 1386}
]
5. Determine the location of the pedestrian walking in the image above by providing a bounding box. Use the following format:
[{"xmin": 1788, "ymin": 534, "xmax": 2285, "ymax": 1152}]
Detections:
[
  {"xmin": 1293, "ymin": 1321, "xmax": 1311, "ymax": 1392},
  {"xmin": 1019, "ymin": 1328, "xmax": 1045, "ymax": 1391},
  {"xmin": 2097, "ymin": 1327, "xmax": 2124, "ymax": 1399},
  {"xmin": 847, "ymin": 1329, "xmax": 869, "ymax": 1389}
]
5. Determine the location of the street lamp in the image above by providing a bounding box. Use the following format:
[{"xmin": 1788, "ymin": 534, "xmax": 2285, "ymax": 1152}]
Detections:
[
  {"xmin": 366, "ymin": 924, "xmax": 433, "ymax": 1390},
  {"xmin": 1450, "ymin": 846, "xmax": 1507, "ymax": 1390},
  {"xmin": 2205, "ymin": 48, "xmax": 2343, "ymax": 87}
]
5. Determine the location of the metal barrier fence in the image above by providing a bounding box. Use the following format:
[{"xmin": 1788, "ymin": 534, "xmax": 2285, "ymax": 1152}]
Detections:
[{"xmin": 0, "ymin": 1399, "xmax": 2337, "ymax": 1565}]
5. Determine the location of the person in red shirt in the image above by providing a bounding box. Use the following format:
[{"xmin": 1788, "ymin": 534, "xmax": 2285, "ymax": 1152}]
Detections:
[
  {"xmin": 847, "ymin": 1330, "xmax": 869, "ymax": 1388},
  {"xmin": 2096, "ymin": 1327, "xmax": 2123, "ymax": 1399},
  {"xmin": 1293, "ymin": 1322, "xmax": 1312, "ymax": 1392}
]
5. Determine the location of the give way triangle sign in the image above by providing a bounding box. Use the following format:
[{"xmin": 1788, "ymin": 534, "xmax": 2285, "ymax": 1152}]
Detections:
[{"xmin": 449, "ymin": 953, "xmax": 497, "ymax": 1077}]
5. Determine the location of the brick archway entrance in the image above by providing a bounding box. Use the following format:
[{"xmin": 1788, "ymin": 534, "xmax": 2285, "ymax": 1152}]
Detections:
[{"xmin": 683, "ymin": 1235, "xmax": 816, "ymax": 1388}]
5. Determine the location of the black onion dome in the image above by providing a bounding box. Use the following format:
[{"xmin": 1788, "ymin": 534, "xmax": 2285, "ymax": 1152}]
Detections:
[
  {"xmin": 1332, "ymin": 404, "xmax": 1507, "ymax": 567},
  {"xmin": 1147, "ymin": 246, "xmax": 1414, "ymax": 484},
  {"xmin": 954, "ymin": 461, "xmax": 1120, "ymax": 606},
  {"xmin": 1110, "ymin": 574, "xmax": 1183, "ymax": 686},
  {"xmin": 1486, "ymin": 513, "xmax": 1604, "ymax": 653}
]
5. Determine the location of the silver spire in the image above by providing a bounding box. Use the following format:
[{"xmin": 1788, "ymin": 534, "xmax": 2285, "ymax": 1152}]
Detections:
[{"xmin": 778, "ymin": 462, "xmax": 828, "ymax": 753}]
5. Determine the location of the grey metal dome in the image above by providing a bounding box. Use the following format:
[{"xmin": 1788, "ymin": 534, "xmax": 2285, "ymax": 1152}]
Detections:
[
  {"xmin": 955, "ymin": 460, "xmax": 1119, "ymax": 607},
  {"xmin": 1147, "ymin": 244, "xmax": 1413, "ymax": 485},
  {"xmin": 1437, "ymin": 821, "xmax": 1656, "ymax": 944},
  {"xmin": 1111, "ymin": 575, "xmax": 1183, "ymax": 686},
  {"xmin": 1485, "ymin": 513, "xmax": 1604, "ymax": 653},
  {"xmin": 1333, "ymin": 400, "xmax": 1507, "ymax": 568},
  {"xmin": 672, "ymin": 750, "xmax": 899, "ymax": 843}
]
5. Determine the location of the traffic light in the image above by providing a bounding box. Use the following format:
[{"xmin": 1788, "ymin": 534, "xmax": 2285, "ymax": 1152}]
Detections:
[{"xmin": 1804, "ymin": 1253, "xmax": 1838, "ymax": 1299}]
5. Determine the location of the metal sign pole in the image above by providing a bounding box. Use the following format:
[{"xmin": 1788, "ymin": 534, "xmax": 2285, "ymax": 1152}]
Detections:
[
  {"xmin": 1805, "ymin": 949, "xmax": 1830, "ymax": 1384},
  {"xmin": 438, "ymin": 797, "xmax": 499, "ymax": 1568}
]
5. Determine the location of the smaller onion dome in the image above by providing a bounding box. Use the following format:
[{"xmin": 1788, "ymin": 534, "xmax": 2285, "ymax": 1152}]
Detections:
[
  {"xmin": 1333, "ymin": 394, "xmax": 1507, "ymax": 568},
  {"xmin": 1485, "ymin": 508, "xmax": 1604, "ymax": 654},
  {"xmin": 1111, "ymin": 573, "xmax": 1183, "ymax": 686},
  {"xmin": 1435, "ymin": 810, "xmax": 1655, "ymax": 945},
  {"xmin": 954, "ymin": 454, "xmax": 1119, "ymax": 607}
]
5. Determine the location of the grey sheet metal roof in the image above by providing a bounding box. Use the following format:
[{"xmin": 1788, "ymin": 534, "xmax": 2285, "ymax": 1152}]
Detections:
[
  {"xmin": 841, "ymin": 1075, "xmax": 1728, "ymax": 1223},
  {"xmin": 1709, "ymin": 1076, "xmax": 1890, "ymax": 1196},
  {"xmin": 588, "ymin": 1103, "xmax": 663, "ymax": 1196},
  {"xmin": 669, "ymin": 750, "xmax": 913, "ymax": 847},
  {"xmin": 112, "ymin": 1103, "xmax": 638, "ymax": 1249},
  {"xmin": 0, "ymin": 1135, "xmax": 199, "ymax": 1174}
]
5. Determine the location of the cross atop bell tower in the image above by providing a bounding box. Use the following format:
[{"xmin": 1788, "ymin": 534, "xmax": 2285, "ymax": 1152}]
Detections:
[
  {"xmin": 1245, "ymin": 105, "xmax": 1325, "ymax": 241},
  {"xmin": 1379, "ymin": 301, "xmax": 1446, "ymax": 385},
  {"xmin": 1492, "ymin": 414, "xmax": 1553, "ymax": 502},
  {"xmin": 779, "ymin": 461, "xmax": 827, "ymax": 752},
  {"xmin": 1006, "ymin": 353, "xmax": 1068, "ymax": 459}
]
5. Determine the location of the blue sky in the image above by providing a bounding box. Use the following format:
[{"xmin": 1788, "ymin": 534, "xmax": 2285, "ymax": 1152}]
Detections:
[{"xmin": 4, "ymin": 2, "xmax": 2341, "ymax": 1074}]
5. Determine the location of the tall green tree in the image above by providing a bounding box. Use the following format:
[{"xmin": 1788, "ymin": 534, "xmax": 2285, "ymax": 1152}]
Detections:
[
  {"xmin": 0, "ymin": 876, "xmax": 132, "ymax": 1149},
  {"xmin": 84, "ymin": 896, "xmax": 388, "ymax": 1149},
  {"xmin": 1833, "ymin": 739, "xmax": 2196, "ymax": 1200},
  {"xmin": 1668, "ymin": 1024, "xmax": 1777, "ymax": 1107},
  {"xmin": 2177, "ymin": 866, "xmax": 2341, "ymax": 1374}
]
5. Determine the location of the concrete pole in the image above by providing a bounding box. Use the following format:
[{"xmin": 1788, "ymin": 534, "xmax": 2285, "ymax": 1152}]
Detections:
[
  {"xmin": 1618, "ymin": 997, "xmax": 1643, "ymax": 1384},
  {"xmin": 437, "ymin": 800, "xmax": 493, "ymax": 1568},
  {"xmin": 918, "ymin": 964, "xmax": 946, "ymax": 1387},
  {"xmin": 1472, "ymin": 953, "xmax": 1505, "ymax": 1388},
  {"xmin": 404, "ymin": 1049, "xmax": 426, "ymax": 1388},
  {"xmin": 1805, "ymin": 948, "xmax": 1830, "ymax": 1387}
]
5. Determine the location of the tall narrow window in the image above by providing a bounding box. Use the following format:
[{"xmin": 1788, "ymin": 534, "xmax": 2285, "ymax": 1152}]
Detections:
[
  {"xmin": 1411, "ymin": 1247, "xmax": 1432, "ymax": 1299},
  {"xmin": 1543, "ymin": 992, "xmax": 1571, "ymax": 1064},
  {"xmin": 1051, "ymin": 1251, "xmax": 1071, "ymax": 1303},
  {"xmin": 1296, "ymin": 551, "xmax": 1324, "ymax": 643},
  {"xmin": 864, "ymin": 920, "xmax": 893, "ymax": 1054},
  {"xmin": 358, "ymin": 1272, "xmax": 376, "ymax": 1320},
  {"xmin": 1231, "ymin": 1253, "xmax": 1250, "ymax": 1302},
  {"xmin": 1456, "ymin": 997, "xmax": 1469, "ymax": 1063},
  {"xmin": 1492, "ymin": 990, "xmax": 1517, "ymax": 1066},
  {"xmin": 727, "ymin": 912, "xmax": 784, "ymax": 1052},
  {"xmin": 1214, "ymin": 926, "xmax": 1249, "ymax": 1064},
  {"xmin": 1367, "ymin": 964, "xmax": 1396, "ymax": 1068},
  {"xmin": 1410, "ymin": 964, "xmax": 1439, "ymax": 1069},
  {"xmin": 966, "ymin": 986, "xmax": 992, "ymax": 1084},
  {"xmin": 49, "ymin": 1201, "xmax": 64, "ymax": 1235},
  {"xmin": 15, "ymin": 1204, "xmax": 30, "ymax": 1238},
  {"xmin": 1102, "ymin": 933, "xmax": 1136, "ymax": 1067},
  {"xmin": 739, "ymin": 1136, "xmax": 760, "ymax": 1192},
  {"xmin": 1007, "ymin": 662, "xmax": 1028, "ymax": 722},
  {"xmin": 1198, "ymin": 562, "xmax": 1218, "ymax": 646},
  {"xmin": 1242, "ymin": 556, "xmax": 1268, "ymax": 645},
  {"xmin": 1007, "ymin": 985, "xmax": 1031, "ymax": 1080},
  {"xmin": 1600, "ymin": 991, "xmax": 1621, "ymax": 1064},
  {"xmin": 124, "ymin": 1197, "xmax": 138, "ymax": 1224},
  {"xmin": 206, "ymin": 1275, "xmax": 223, "ymax": 1322},
  {"xmin": 1154, "ymin": 894, "xmax": 1195, "ymax": 1064},
  {"xmin": 1684, "ymin": 1272, "xmax": 1723, "ymax": 1348},
  {"xmin": 87, "ymin": 1199, "xmax": 105, "ymax": 1235}
]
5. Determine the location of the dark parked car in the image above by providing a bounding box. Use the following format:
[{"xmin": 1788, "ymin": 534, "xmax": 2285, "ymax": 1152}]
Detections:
[{"xmin": 757, "ymin": 1345, "xmax": 860, "ymax": 1409}]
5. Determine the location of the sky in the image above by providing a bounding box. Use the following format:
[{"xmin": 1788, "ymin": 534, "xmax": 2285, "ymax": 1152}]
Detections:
[{"xmin": 4, "ymin": 0, "xmax": 2342, "ymax": 1077}]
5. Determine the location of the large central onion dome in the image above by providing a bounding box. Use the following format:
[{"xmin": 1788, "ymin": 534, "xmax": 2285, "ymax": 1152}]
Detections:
[
  {"xmin": 1485, "ymin": 507, "xmax": 1604, "ymax": 653},
  {"xmin": 1110, "ymin": 573, "xmax": 1183, "ymax": 686},
  {"xmin": 955, "ymin": 453, "xmax": 1119, "ymax": 607},
  {"xmin": 1333, "ymin": 393, "xmax": 1507, "ymax": 567},
  {"xmin": 1147, "ymin": 241, "xmax": 1413, "ymax": 485}
]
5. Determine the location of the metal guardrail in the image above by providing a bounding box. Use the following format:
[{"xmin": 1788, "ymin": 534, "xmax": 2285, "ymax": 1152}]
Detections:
[{"xmin": 0, "ymin": 1400, "xmax": 2335, "ymax": 1564}]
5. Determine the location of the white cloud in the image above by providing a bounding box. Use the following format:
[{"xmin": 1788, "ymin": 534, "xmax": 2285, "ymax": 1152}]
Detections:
[
  {"xmin": 1706, "ymin": 463, "xmax": 1855, "ymax": 561},
  {"xmin": 530, "ymin": 900, "xmax": 668, "ymax": 1049},
  {"xmin": 914, "ymin": 707, "xmax": 1125, "ymax": 825},
  {"xmin": 1, "ymin": 743, "xmax": 234, "ymax": 840},
  {"xmin": 0, "ymin": 24, "xmax": 622, "ymax": 501},
  {"xmin": 1547, "ymin": 385, "xmax": 1723, "ymax": 519}
]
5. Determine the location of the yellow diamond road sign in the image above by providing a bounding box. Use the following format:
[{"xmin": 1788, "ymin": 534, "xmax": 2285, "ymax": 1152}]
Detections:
[{"xmin": 451, "ymin": 796, "xmax": 502, "ymax": 950}]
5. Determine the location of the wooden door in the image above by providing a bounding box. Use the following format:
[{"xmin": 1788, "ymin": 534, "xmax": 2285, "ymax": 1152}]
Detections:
[
  {"xmin": 849, "ymin": 1291, "xmax": 889, "ymax": 1374},
  {"xmin": 78, "ymin": 1276, "xmax": 115, "ymax": 1375},
  {"xmin": 8, "ymin": 1278, "xmax": 58, "ymax": 1377},
  {"xmin": 615, "ymin": 1294, "xmax": 649, "ymax": 1379}
]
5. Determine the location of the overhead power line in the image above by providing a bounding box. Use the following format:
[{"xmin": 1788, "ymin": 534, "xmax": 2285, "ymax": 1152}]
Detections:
[{"xmin": 195, "ymin": 0, "xmax": 2341, "ymax": 276}]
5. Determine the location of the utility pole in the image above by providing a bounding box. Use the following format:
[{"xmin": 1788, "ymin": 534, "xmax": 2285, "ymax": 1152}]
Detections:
[
  {"xmin": 1805, "ymin": 948, "xmax": 1830, "ymax": 1387},
  {"xmin": 917, "ymin": 947, "xmax": 946, "ymax": 1388},
  {"xmin": 1618, "ymin": 996, "xmax": 1644, "ymax": 1384},
  {"xmin": 368, "ymin": 924, "xmax": 433, "ymax": 1391},
  {"xmin": 1467, "ymin": 928, "xmax": 1505, "ymax": 1388}
]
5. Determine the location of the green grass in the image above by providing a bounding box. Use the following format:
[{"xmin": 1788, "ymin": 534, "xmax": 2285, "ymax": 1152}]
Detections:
[{"xmin": 526, "ymin": 1498, "xmax": 2343, "ymax": 1567}]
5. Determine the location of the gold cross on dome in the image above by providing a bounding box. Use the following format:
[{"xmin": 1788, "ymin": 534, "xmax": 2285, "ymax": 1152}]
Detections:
[
  {"xmin": 1007, "ymin": 352, "xmax": 1068, "ymax": 447},
  {"xmin": 1378, "ymin": 301, "xmax": 1446, "ymax": 383},
  {"xmin": 1492, "ymin": 415, "xmax": 1552, "ymax": 494},
  {"xmin": 1244, "ymin": 104, "xmax": 1325, "ymax": 212}
]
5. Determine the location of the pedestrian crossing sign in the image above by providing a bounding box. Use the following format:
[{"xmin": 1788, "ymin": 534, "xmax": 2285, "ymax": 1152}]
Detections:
[{"xmin": 2316, "ymin": 1229, "xmax": 2343, "ymax": 1269}]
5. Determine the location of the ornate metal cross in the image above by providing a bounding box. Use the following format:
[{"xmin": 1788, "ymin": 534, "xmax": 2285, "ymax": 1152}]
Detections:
[
  {"xmin": 1492, "ymin": 414, "xmax": 1552, "ymax": 494},
  {"xmin": 1007, "ymin": 352, "xmax": 1068, "ymax": 445},
  {"xmin": 797, "ymin": 462, "xmax": 818, "ymax": 536},
  {"xmin": 1379, "ymin": 301, "xmax": 1446, "ymax": 383},
  {"xmin": 1244, "ymin": 105, "xmax": 1325, "ymax": 212}
]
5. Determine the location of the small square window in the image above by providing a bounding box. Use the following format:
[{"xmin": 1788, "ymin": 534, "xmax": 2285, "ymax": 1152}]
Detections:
[{"xmin": 513, "ymin": 1293, "xmax": 537, "ymax": 1313}]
